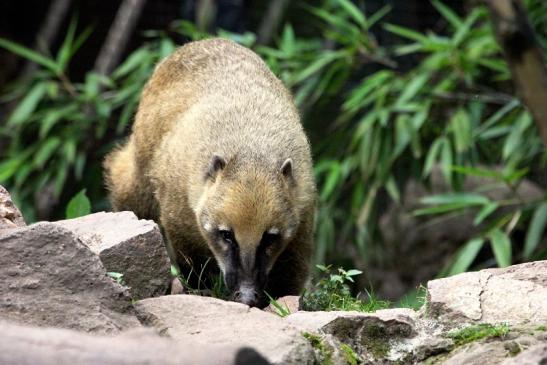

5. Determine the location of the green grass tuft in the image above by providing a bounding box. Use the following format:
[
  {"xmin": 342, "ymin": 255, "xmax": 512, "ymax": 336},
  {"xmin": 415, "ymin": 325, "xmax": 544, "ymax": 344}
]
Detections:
[
  {"xmin": 169, "ymin": 262, "xmax": 229, "ymax": 299},
  {"xmin": 446, "ymin": 323, "xmax": 510, "ymax": 346},
  {"xmin": 265, "ymin": 292, "xmax": 291, "ymax": 317},
  {"xmin": 302, "ymin": 265, "xmax": 390, "ymax": 312}
]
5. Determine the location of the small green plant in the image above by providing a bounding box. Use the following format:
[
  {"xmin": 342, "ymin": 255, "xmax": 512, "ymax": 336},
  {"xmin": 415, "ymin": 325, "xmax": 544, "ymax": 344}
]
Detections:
[
  {"xmin": 446, "ymin": 323, "xmax": 510, "ymax": 346},
  {"xmin": 397, "ymin": 285, "xmax": 427, "ymax": 310},
  {"xmin": 265, "ymin": 292, "xmax": 292, "ymax": 317},
  {"xmin": 169, "ymin": 263, "xmax": 229, "ymax": 299},
  {"xmin": 302, "ymin": 265, "xmax": 390, "ymax": 312},
  {"xmin": 107, "ymin": 271, "xmax": 125, "ymax": 286},
  {"xmin": 65, "ymin": 189, "xmax": 91, "ymax": 219},
  {"xmin": 302, "ymin": 332, "xmax": 333, "ymax": 365}
]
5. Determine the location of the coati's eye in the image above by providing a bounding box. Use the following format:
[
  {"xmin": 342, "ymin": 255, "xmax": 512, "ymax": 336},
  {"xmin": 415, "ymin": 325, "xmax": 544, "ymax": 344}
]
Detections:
[
  {"xmin": 219, "ymin": 229, "xmax": 235, "ymax": 244},
  {"xmin": 261, "ymin": 231, "xmax": 279, "ymax": 248}
]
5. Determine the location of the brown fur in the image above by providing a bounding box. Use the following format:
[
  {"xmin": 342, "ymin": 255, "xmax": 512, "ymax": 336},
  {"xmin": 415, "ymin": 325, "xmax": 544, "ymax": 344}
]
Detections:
[{"xmin": 104, "ymin": 38, "xmax": 316, "ymax": 300}]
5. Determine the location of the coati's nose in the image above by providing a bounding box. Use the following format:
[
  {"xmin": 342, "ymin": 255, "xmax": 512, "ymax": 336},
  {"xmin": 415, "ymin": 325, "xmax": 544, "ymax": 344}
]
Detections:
[{"xmin": 234, "ymin": 288, "xmax": 259, "ymax": 307}]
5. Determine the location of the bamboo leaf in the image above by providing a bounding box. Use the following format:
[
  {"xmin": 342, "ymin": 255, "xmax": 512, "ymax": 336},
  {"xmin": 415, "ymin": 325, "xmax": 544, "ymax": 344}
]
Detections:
[
  {"xmin": 421, "ymin": 192, "xmax": 490, "ymax": 206},
  {"xmin": 448, "ymin": 238, "xmax": 484, "ymax": 276},
  {"xmin": 56, "ymin": 16, "xmax": 77, "ymax": 72},
  {"xmin": 34, "ymin": 137, "xmax": 61, "ymax": 169},
  {"xmin": 432, "ymin": 0, "xmax": 463, "ymax": 29},
  {"xmin": 384, "ymin": 23, "xmax": 429, "ymax": 43},
  {"xmin": 423, "ymin": 137, "xmax": 444, "ymax": 178},
  {"xmin": 337, "ymin": 0, "xmax": 366, "ymax": 27},
  {"xmin": 474, "ymin": 202, "xmax": 499, "ymax": 225},
  {"xmin": 367, "ymin": 5, "xmax": 392, "ymax": 29},
  {"xmin": 524, "ymin": 202, "xmax": 547, "ymax": 259},
  {"xmin": 502, "ymin": 112, "xmax": 532, "ymax": 161},
  {"xmin": 451, "ymin": 109, "xmax": 471, "ymax": 153},
  {"xmin": 441, "ymin": 138, "xmax": 453, "ymax": 185},
  {"xmin": 413, "ymin": 202, "xmax": 474, "ymax": 216},
  {"xmin": 0, "ymin": 37, "xmax": 59, "ymax": 73},
  {"xmin": 7, "ymin": 82, "xmax": 47, "ymax": 126},
  {"xmin": 488, "ymin": 229, "xmax": 512, "ymax": 268}
]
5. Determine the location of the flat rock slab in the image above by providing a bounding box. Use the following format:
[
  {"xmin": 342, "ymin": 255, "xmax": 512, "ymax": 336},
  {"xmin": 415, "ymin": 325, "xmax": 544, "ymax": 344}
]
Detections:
[
  {"xmin": 0, "ymin": 185, "xmax": 25, "ymax": 229},
  {"xmin": 0, "ymin": 223, "xmax": 140, "ymax": 334},
  {"xmin": 135, "ymin": 295, "xmax": 315, "ymax": 365},
  {"xmin": 427, "ymin": 261, "xmax": 547, "ymax": 327},
  {"xmin": 0, "ymin": 320, "xmax": 272, "ymax": 365},
  {"xmin": 55, "ymin": 211, "xmax": 171, "ymax": 299},
  {"xmin": 287, "ymin": 308, "xmax": 428, "ymax": 363}
]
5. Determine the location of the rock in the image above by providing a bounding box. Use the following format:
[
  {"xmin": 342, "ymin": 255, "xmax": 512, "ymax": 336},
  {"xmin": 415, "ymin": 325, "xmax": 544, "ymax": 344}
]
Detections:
[
  {"xmin": 264, "ymin": 295, "xmax": 301, "ymax": 315},
  {"xmin": 0, "ymin": 223, "xmax": 140, "ymax": 334},
  {"xmin": 427, "ymin": 261, "xmax": 547, "ymax": 327},
  {"xmin": 501, "ymin": 343, "xmax": 547, "ymax": 365},
  {"xmin": 170, "ymin": 278, "xmax": 184, "ymax": 294},
  {"xmin": 0, "ymin": 185, "xmax": 25, "ymax": 229},
  {"xmin": 55, "ymin": 211, "xmax": 171, "ymax": 299},
  {"xmin": 0, "ymin": 320, "xmax": 272, "ymax": 365},
  {"xmin": 134, "ymin": 294, "xmax": 315, "ymax": 364},
  {"xmin": 286, "ymin": 308, "xmax": 423, "ymax": 364}
]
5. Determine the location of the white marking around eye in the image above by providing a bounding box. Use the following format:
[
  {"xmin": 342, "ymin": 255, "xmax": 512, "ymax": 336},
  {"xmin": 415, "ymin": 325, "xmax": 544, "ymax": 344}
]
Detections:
[
  {"xmin": 218, "ymin": 224, "xmax": 230, "ymax": 232},
  {"xmin": 203, "ymin": 222, "xmax": 212, "ymax": 232},
  {"xmin": 268, "ymin": 227, "xmax": 280, "ymax": 235}
]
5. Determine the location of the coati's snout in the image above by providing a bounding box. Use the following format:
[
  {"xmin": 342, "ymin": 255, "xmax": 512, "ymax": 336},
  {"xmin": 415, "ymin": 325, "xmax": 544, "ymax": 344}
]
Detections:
[
  {"xmin": 221, "ymin": 235, "xmax": 271, "ymax": 307},
  {"xmin": 210, "ymin": 226, "xmax": 284, "ymax": 308}
]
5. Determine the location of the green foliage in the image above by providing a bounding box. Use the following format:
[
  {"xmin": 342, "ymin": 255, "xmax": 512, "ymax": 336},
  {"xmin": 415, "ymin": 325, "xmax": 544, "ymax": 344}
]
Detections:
[
  {"xmin": 265, "ymin": 292, "xmax": 292, "ymax": 317},
  {"xmin": 169, "ymin": 262, "xmax": 229, "ymax": 299},
  {"xmin": 257, "ymin": 0, "xmax": 546, "ymax": 273},
  {"xmin": 397, "ymin": 285, "xmax": 427, "ymax": 310},
  {"xmin": 446, "ymin": 323, "xmax": 510, "ymax": 346},
  {"xmin": 0, "ymin": 25, "xmax": 173, "ymax": 220},
  {"xmin": 302, "ymin": 265, "xmax": 390, "ymax": 312},
  {"xmin": 106, "ymin": 271, "xmax": 125, "ymax": 286},
  {"xmin": 65, "ymin": 189, "xmax": 91, "ymax": 218}
]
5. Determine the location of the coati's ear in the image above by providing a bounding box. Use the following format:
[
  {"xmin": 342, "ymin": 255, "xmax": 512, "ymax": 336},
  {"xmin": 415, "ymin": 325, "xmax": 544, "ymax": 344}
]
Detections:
[
  {"xmin": 280, "ymin": 158, "xmax": 293, "ymax": 179},
  {"xmin": 206, "ymin": 154, "xmax": 226, "ymax": 181}
]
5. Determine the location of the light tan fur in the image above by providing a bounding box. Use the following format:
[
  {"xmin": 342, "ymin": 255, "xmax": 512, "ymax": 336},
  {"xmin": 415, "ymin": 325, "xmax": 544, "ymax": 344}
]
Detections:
[{"xmin": 104, "ymin": 38, "xmax": 316, "ymax": 299}]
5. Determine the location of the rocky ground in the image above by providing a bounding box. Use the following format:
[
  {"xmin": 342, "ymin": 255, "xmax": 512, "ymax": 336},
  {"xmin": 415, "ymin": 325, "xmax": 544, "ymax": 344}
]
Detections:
[{"xmin": 0, "ymin": 185, "xmax": 546, "ymax": 365}]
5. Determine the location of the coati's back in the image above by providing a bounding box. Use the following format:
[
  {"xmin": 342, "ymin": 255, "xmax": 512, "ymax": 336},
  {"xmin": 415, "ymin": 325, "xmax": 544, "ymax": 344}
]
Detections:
[{"xmin": 105, "ymin": 39, "xmax": 315, "ymax": 307}]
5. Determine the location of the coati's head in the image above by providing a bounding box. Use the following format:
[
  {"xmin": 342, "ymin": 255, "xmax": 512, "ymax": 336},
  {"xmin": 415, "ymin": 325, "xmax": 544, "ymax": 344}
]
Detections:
[{"xmin": 195, "ymin": 154, "xmax": 299, "ymax": 307}]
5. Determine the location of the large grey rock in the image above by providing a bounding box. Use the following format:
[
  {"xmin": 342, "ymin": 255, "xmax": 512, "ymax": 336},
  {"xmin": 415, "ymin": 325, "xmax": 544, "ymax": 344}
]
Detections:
[
  {"xmin": 427, "ymin": 261, "xmax": 547, "ymax": 327},
  {"xmin": 286, "ymin": 308, "xmax": 449, "ymax": 364},
  {"xmin": 0, "ymin": 320, "xmax": 271, "ymax": 365},
  {"xmin": 135, "ymin": 295, "xmax": 315, "ymax": 365},
  {"xmin": 0, "ymin": 223, "xmax": 140, "ymax": 334},
  {"xmin": 501, "ymin": 343, "xmax": 547, "ymax": 365},
  {"xmin": 0, "ymin": 185, "xmax": 25, "ymax": 229},
  {"xmin": 55, "ymin": 211, "xmax": 171, "ymax": 299}
]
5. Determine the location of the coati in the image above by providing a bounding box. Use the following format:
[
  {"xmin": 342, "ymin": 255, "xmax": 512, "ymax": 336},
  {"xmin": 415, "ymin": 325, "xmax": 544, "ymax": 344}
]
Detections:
[{"xmin": 104, "ymin": 39, "xmax": 316, "ymax": 307}]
